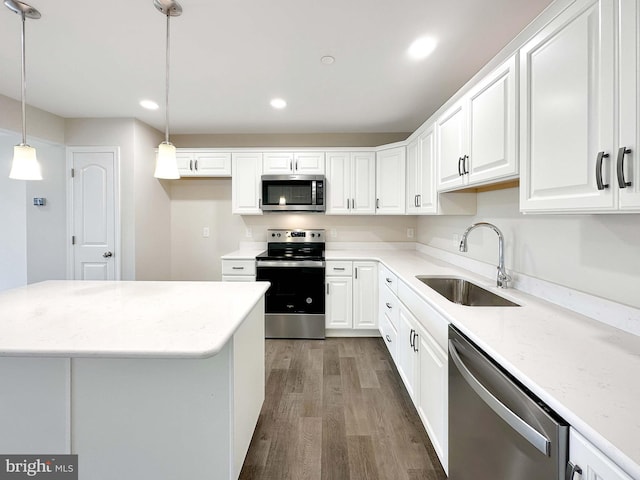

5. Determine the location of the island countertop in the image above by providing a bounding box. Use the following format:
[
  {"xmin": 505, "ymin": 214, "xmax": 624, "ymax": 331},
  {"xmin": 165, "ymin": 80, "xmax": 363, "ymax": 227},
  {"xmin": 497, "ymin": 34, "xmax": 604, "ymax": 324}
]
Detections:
[{"xmin": 0, "ymin": 280, "xmax": 269, "ymax": 359}]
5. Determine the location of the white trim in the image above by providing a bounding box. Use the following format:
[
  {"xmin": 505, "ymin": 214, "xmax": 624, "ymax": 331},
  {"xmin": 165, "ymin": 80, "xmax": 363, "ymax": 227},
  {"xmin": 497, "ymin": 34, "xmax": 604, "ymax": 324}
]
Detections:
[
  {"xmin": 66, "ymin": 146, "xmax": 122, "ymax": 281},
  {"xmin": 325, "ymin": 328, "xmax": 380, "ymax": 337},
  {"xmin": 416, "ymin": 243, "xmax": 640, "ymax": 336}
]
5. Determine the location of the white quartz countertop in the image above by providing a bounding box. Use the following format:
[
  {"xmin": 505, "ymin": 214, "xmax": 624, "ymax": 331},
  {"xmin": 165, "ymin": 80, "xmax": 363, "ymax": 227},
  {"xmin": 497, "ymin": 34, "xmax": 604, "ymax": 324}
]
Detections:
[
  {"xmin": 222, "ymin": 246, "xmax": 640, "ymax": 477},
  {"xmin": 0, "ymin": 280, "xmax": 270, "ymax": 359}
]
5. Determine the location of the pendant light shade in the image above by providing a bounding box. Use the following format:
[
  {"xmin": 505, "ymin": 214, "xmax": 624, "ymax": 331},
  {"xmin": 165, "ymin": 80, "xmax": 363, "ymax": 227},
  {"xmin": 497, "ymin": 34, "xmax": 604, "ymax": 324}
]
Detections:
[
  {"xmin": 153, "ymin": 0, "xmax": 182, "ymax": 179},
  {"xmin": 5, "ymin": 0, "xmax": 42, "ymax": 181},
  {"xmin": 9, "ymin": 144, "xmax": 41, "ymax": 180},
  {"xmin": 154, "ymin": 142, "xmax": 179, "ymax": 179}
]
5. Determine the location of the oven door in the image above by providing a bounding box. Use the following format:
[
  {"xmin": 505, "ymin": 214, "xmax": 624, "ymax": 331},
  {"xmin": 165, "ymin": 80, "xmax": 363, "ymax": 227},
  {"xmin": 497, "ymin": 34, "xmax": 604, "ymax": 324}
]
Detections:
[{"xmin": 256, "ymin": 260, "xmax": 325, "ymax": 339}]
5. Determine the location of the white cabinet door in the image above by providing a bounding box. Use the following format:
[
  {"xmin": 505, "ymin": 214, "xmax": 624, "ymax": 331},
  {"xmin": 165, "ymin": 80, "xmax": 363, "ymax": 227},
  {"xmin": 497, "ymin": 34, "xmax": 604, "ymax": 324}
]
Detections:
[
  {"xmin": 618, "ymin": 0, "xmax": 640, "ymax": 210},
  {"xmin": 177, "ymin": 151, "xmax": 195, "ymax": 176},
  {"xmin": 326, "ymin": 152, "xmax": 351, "ymax": 214},
  {"xmin": 520, "ymin": 0, "xmax": 616, "ymax": 212},
  {"xmin": 418, "ymin": 126, "xmax": 438, "ymax": 213},
  {"xmin": 294, "ymin": 152, "xmax": 325, "ymax": 174},
  {"xmin": 406, "ymin": 139, "xmax": 420, "ymax": 214},
  {"xmin": 194, "ymin": 152, "xmax": 231, "ymax": 176},
  {"xmin": 376, "ymin": 147, "xmax": 406, "ymax": 214},
  {"xmin": 232, "ymin": 152, "xmax": 263, "ymax": 214},
  {"xmin": 397, "ymin": 304, "xmax": 418, "ymax": 401},
  {"xmin": 437, "ymin": 101, "xmax": 466, "ymax": 191},
  {"xmin": 326, "ymin": 276, "xmax": 353, "ymax": 329},
  {"xmin": 467, "ymin": 55, "xmax": 518, "ymax": 185},
  {"xmin": 263, "ymin": 152, "xmax": 294, "ymax": 174},
  {"xmin": 417, "ymin": 325, "xmax": 448, "ymax": 473},
  {"xmin": 351, "ymin": 152, "xmax": 376, "ymax": 214},
  {"xmin": 569, "ymin": 429, "xmax": 633, "ymax": 480},
  {"xmin": 353, "ymin": 262, "xmax": 378, "ymax": 329}
]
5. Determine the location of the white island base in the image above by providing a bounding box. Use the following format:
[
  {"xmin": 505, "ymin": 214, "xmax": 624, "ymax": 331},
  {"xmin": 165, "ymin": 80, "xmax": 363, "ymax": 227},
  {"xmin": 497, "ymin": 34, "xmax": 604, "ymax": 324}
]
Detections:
[{"xmin": 0, "ymin": 281, "xmax": 267, "ymax": 480}]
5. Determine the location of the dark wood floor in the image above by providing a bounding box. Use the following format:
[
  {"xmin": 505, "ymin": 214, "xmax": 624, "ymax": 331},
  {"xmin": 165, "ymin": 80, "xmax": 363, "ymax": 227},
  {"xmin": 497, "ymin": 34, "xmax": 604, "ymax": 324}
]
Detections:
[{"xmin": 239, "ymin": 337, "xmax": 447, "ymax": 480}]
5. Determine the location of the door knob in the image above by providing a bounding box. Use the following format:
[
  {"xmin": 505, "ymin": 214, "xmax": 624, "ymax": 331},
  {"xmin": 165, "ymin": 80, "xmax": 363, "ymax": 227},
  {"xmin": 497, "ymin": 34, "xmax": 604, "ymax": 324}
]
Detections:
[{"xmin": 102, "ymin": 251, "xmax": 113, "ymax": 258}]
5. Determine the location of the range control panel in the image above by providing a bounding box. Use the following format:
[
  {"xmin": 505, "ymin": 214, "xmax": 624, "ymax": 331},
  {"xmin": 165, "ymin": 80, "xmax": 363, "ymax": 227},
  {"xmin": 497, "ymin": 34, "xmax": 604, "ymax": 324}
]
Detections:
[{"xmin": 267, "ymin": 229, "xmax": 325, "ymax": 243}]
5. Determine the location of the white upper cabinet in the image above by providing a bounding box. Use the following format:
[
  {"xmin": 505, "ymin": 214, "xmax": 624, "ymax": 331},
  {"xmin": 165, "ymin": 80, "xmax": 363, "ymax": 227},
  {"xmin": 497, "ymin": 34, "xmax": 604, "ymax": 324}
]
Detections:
[
  {"xmin": 176, "ymin": 150, "xmax": 231, "ymax": 177},
  {"xmin": 231, "ymin": 152, "xmax": 263, "ymax": 214},
  {"xmin": 436, "ymin": 55, "xmax": 518, "ymax": 192},
  {"xmin": 466, "ymin": 55, "xmax": 518, "ymax": 185},
  {"xmin": 376, "ymin": 146, "xmax": 406, "ymax": 214},
  {"xmin": 326, "ymin": 151, "xmax": 376, "ymax": 215},
  {"xmin": 263, "ymin": 151, "xmax": 325, "ymax": 174},
  {"xmin": 618, "ymin": 0, "xmax": 640, "ymax": 210},
  {"xmin": 519, "ymin": 0, "xmax": 617, "ymax": 212},
  {"xmin": 436, "ymin": 101, "xmax": 467, "ymax": 191}
]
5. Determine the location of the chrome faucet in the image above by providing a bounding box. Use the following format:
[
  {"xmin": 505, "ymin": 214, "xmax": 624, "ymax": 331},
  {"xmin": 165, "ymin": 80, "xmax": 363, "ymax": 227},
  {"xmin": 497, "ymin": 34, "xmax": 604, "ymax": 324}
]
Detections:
[{"xmin": 459, "ymin": 222, "xmax": 511, "ymax": 288}]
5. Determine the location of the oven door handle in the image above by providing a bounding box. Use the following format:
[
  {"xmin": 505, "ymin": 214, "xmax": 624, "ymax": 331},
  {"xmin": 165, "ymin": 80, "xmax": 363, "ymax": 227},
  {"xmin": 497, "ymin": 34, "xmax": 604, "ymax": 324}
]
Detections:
[
  {"xmin": 448, "ymin": 340, "xmax": 551, "ymax": 456},
  {"xmin": 257, "ymin": 260, "xmax": 325, "ymax": 268}
]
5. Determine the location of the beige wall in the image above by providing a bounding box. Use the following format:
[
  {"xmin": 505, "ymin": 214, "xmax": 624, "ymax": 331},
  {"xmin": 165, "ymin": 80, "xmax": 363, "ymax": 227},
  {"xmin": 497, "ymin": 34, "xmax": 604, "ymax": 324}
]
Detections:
[
  {"xmin": 0, "ymin": 94, "xmax": 65, "ymax": 145},
  {"xmin": 133, "ymin": 120, "xmax": 171, "ymax": 280},
  {"xmin": 417, "ymin": 187, "xmax": 640, "ymax": 309},
  {"xmin": 171, "ymin": 132, "xmax": 409, "ymax": 148}
]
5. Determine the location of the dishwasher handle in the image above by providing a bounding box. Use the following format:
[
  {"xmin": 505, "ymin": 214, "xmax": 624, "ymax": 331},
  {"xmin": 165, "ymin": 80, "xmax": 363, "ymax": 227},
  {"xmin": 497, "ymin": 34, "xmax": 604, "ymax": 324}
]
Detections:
[{"xmin": 449, "ymin": 339, "xmax": 551, "ymax": 456}]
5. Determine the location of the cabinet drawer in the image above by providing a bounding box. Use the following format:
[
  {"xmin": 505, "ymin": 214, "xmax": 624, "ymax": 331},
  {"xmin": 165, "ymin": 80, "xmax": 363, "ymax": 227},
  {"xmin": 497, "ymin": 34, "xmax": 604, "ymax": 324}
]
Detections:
[
  {"xmin": 379, "ymin": 264, "xmax": 398, "ymax": 294},
  {"xmin": 221, "ymin": 260, "xmax": 256, "ymax": 276},
  {"xmin": 326, "ymin": 261, "xmax": 353, "ymax": 276},
  {"xmin": 379, "ymin": 313, "xmax": 398, "ymax": 364},
  {"xmin": 380, "ymin": 286, "xmax": 399, "ymax": 330}
]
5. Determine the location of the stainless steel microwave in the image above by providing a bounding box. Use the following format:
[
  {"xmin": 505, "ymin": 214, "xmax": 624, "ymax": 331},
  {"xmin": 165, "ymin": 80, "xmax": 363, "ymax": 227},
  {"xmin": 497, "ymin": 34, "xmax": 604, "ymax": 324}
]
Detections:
[{"xmin": 261, "ymin": 175, "xmax": 325, "ymax": 212}]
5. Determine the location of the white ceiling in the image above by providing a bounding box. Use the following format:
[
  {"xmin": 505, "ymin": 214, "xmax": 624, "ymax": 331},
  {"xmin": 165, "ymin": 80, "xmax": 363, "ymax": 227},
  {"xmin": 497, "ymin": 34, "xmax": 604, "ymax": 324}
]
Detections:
[{"xmin": 0, "ymin": 0, "xmax": 553, "ymax": 135}]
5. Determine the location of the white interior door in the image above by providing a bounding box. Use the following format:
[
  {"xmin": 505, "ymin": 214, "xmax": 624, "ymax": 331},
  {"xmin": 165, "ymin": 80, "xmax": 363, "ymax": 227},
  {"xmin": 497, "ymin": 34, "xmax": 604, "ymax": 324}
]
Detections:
[{"xmin": 68, "ymin": 147, "xmax": 119, "ymax": 280}]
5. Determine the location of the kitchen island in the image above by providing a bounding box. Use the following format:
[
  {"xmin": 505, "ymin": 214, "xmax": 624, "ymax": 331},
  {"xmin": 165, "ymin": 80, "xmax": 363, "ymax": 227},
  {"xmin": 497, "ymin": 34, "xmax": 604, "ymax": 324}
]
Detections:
[{"xmin": 0, "ymin": 280, "xmax": 269, "ymax": 480}]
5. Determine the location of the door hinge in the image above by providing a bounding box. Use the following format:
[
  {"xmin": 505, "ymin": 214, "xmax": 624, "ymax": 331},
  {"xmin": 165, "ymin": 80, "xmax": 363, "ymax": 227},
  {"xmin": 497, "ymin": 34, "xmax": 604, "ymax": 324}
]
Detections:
[
  {"xmin": 71, "ymin": 236, "xmax": 75, "ymax": 245},
  {"xmin": 71, "ymin": 168, "xmax": 75, "ymax": 178}
]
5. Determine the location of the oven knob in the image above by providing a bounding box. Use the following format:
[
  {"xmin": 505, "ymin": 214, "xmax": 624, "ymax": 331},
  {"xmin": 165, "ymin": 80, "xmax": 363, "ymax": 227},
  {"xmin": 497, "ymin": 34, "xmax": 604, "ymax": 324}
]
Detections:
[
  {"xmin": 311, "ymin": 233, "xmax": 315, "ymax": 238},
  {"xmin": 271, "ymin": 233, "xmax": 276, "ymax": 237},
  {"xmin": 277, "ymin": 233, "xmax": 282, "ymax": 237},
  {"xmin": 306, "ymin": 297, "xmax": 313, "ymax": 304}
]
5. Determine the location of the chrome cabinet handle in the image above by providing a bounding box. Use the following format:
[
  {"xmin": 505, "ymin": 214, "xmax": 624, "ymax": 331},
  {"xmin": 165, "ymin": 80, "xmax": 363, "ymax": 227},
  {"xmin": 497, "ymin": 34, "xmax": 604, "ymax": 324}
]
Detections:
[
  {"xmin": 617, "ymin": 147, "xmax": 632, "ymax": 188},
  {"xmin": 449, "ymin": 340, "xmax": 551, "ymax": 456},
  {"xmin": 565, "ymin": 462, "xmax": 582, "ymax": 480},
  {"xmin": 385, "ymin": 302, "xmax": 392, "ymax": 309},
  {"xmin": 385, "ymin": 335, "xmax": 392, "ymax": 343},
  {"xmin": 102, "ymin": 251, "xmax": 113, "ymax": 258},
  {"xmin": 596, "ymin": 151, "xmax": 610, "ymax": 190}
]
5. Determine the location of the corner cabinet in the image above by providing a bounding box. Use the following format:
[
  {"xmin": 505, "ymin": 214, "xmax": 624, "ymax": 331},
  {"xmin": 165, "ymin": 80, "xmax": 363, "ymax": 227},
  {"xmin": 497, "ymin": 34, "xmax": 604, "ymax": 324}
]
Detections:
[
  {"xmin": 231, "ymin": 152, "xmax": 263, "ymax": 214},
  {"xmin": 519, "ymin": 0, "xmax": 621, "ymax": 213},
  {"xmin": 436, "ymin": 55, "xmax": 518, "ymax": 192},
  {"xmin": 569, "ymin": 429, "xmax": 633, "ymax": 480},
  {"xmin": 176, "ymin": 150, "xmax": 232, "ymax": 177},
  {"xmin": 376, "ymin": 146, "xmax": 406, "ymax": 214},
  {"xmin": 325, "ymin": 152, "xmax": 376, "ymax": 215}
]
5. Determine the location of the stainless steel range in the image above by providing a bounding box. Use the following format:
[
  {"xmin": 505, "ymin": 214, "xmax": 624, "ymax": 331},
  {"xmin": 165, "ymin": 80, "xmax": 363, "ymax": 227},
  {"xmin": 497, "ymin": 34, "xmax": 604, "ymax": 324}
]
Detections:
[{"xmin": 256, "ymin": 229, "xmax": 325, "ymax": 339}]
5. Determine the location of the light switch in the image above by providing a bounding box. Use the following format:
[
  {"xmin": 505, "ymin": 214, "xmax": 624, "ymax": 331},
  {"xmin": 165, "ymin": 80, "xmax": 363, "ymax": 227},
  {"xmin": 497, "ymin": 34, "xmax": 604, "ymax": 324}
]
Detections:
[
  {"xmin": 33, "ymin": 197, "xmax": 46, "ymax": 206},
  {"xmin": 407, "ymin": 228, "xmax": 414, "ymax": 239},
  {"xmin": 203, "ymin": 227, "xmax": 210, "ymax": 238}
]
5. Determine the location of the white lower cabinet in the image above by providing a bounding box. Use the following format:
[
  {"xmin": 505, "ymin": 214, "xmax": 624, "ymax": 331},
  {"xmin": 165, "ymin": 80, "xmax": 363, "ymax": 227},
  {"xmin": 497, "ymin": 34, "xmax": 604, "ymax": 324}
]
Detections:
[
  {"xmin": 397, "ymin": 304, "xmax": 419, "ymax": 400},
  {"xmin": 326, "ymin": 261, "xmax": 378, "ymax": 331},
  {"xmin": 569, "ymin": 429, "xmax": 633, "ymax": 480},
  {"xmin": 221, "ymin": 259, "xmax": 256, "ymax": 282}
]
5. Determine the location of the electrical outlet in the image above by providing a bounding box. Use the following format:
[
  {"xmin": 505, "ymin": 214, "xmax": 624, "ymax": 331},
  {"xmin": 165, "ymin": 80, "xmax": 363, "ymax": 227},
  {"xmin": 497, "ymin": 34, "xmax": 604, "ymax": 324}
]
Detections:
[
  {"xmin": 245, "ymin": 227, "xmax": 252, "ymax": 238},
  {"xmin": 203, "ymin": 227, "xmax": 210, "ymax": 238},
  {"xmin": 407, "ymin": 228, "xmax": 414, "ymax": 239},
  {"xmin": 453, "ymin": 233, "xmax": 460, "ymax": 247}
]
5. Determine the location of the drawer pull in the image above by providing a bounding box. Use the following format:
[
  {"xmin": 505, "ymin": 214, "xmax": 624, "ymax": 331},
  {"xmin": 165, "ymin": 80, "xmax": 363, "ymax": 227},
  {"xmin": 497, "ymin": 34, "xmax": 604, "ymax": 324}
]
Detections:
[
  {"xmin": 385, "ymin": 278, "xmax": 393, "ymax": 283},
  {"xmin": 385, "ymin": 302, "xmax": 392, "ymax": 309},
  {"xmin": 232, "ymin": 266, "xmax": 245, "ymax": 270},
  {"xmin": 385, "ymin": 335, "xmax": 392, "ymax": 343},
  {"xmin": 333, "ymin": 267, "xmax": 346, "ymax": 271},
  {"xmin": 596, "ymin": 151, "xmax": 610, "ymax": 190},
  {"xmin": 617, "ymin": 147, "xmax": 632, "ymax": 188}
]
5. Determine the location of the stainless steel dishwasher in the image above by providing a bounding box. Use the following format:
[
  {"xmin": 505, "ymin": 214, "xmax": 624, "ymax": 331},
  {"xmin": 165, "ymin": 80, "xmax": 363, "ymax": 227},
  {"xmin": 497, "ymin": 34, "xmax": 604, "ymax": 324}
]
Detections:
[{"xmin": 448, "ymin": 326, "xmax": 569, "ymax": 480}]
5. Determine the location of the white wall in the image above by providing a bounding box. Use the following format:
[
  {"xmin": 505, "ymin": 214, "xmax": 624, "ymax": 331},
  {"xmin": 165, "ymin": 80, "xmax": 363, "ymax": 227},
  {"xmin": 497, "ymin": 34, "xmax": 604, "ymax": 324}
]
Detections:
[
  {"xmin": 417, "ymin": 188, "xmax": 640, "ymax": 309},
  {"xmin": 0, "ymin": 132, "xmax": 27, "ymax": 290}
]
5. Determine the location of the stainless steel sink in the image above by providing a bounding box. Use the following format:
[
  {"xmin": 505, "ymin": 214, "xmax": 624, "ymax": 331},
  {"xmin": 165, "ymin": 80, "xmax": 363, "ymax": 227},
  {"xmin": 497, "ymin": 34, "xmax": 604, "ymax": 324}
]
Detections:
[{"xmin": 416, "ymin": 276, "xmax": 520, "ymax": 307}]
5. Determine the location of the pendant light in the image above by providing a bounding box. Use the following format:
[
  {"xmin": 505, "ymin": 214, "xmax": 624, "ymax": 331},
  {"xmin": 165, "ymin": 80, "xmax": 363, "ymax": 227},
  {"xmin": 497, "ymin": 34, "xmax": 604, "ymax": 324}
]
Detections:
[
  {"xmin": 153, "ymin": 0, "xmax": 182, "ymax": 179},
  {"xmin": 5, "ymin": 0, "xmax": 42, "ymax": 180}
]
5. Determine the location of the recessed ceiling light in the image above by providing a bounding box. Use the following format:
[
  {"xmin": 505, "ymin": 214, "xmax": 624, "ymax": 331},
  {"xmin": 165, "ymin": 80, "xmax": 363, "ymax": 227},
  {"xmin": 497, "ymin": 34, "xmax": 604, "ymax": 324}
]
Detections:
[
  {"xmin": 270, "ymin": 98, "xmax": 287, "ymax": 109},
  {"xmin": 321, "ymin": 56, "xmax": 335, "ymax": 65},
  {"xmin": 408, "ymin": 37, "xmax": 438, "ymax": 60},
  {"xmin": 140, "ymin": 99, "xmax": 159, "ymax": 110}
]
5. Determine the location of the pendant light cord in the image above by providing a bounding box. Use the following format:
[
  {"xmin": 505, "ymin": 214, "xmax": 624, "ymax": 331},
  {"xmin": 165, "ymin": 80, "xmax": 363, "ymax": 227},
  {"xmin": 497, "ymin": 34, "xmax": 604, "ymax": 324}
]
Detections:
[
  {"xmin": 21, "ymin": 12, "xmax": 27, "ymax": 146},
  {"xmin": 164, "ymin": 11, "xmax": 170, "ymax": 144}
]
